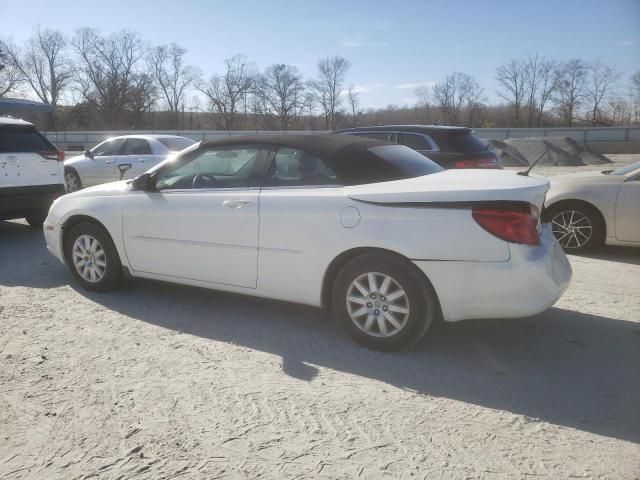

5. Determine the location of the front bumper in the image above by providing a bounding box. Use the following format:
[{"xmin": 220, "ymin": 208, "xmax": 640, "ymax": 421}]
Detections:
[
  {"xmin": 43, "ymin": 214, "xmax": 65, "ymax": 264},
  {"xmin": 413, "ymin": 225, "xmax": 572, "ymax": 322}
]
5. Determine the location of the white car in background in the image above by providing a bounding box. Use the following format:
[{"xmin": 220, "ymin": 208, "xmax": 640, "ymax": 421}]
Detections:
[
  {"xmin": 543, "ymin": 161, "xmax": 640, "ymax": 251},
  {"xmin": 64, "ymin": 134, "xmax": 195, "ymax": 192},
  {"xmin": 44, "ymin": 135, "xmax": 572, "ymax": 350},
  {"xmin": 0, "ymin": 116, "xmax": 65, "ymax": 227}
]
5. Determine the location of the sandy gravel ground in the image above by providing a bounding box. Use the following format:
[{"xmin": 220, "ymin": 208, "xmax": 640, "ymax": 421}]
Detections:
[{"xmin": 1, "ymin": 161, "xmax": 640, "ymax": 479}]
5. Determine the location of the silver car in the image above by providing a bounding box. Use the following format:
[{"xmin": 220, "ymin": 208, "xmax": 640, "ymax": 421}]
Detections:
[
  {"xmin": 543, "ymin": 161, "xmax": 640, "ymax": 251},
  {"xmin": 64, "ymin": 135, "xmax": 196, "ymax": 192}
]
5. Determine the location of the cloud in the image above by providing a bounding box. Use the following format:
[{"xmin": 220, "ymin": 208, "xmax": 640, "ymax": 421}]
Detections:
[
  {"xmin": 339, "ymin": 38, "xmax": 389, "ymax": 48},
  {"xmin": 395, "ymin": 81, "xmax": 435, "ymax": 90},
  {"xmin": 340, "ymin": 83, "xmax": 385, "ymax": 95},
  {"xmin": 619, "ymin": 40, "xmax": 637, "ymax": 47}
]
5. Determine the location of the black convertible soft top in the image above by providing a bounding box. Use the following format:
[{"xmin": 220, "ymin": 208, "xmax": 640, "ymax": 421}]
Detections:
[
  {"xmin": 201, "ymin": 134, "xmax": 389, "ymax": 161},
  {"xmin": 198, "ymin": 133, "xmax": 441, "ymax": 185}
]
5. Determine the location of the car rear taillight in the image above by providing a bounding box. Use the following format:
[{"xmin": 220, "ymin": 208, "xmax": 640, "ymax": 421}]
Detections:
[
  {"xmin": 40, "ymin": 150, "xmax": 65, "ymax": 161},
  {"xmin": 472, "ymin": 204, "xmax": 540, "ymax": 245},
  {"xmin": 454, "ymin": 157, "xmax": 501, "ymax": 169}
]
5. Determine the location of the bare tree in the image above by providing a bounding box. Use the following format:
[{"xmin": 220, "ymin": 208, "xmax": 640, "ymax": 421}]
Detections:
[
  {"xmin": 4, "ymin": 27, "xmax": 71, "ymax": 111},
  {"xmin": 147, "ymin": 43, "xmax": 200, "ymax": 128},
  {"xmin": 585, "ymin": 60, "xmax": 620, "ymax": 124},
  {"xmin": 255, "ymin": 64, "xmax": 304, "ymax": 130},
  {"xmin": 72, "ymin": 28, "xmax": 152, "ymax": 127},
  {"xmin": 555, "ymin": 59, "xmax": 588, "ymax": 126},
  {"xmin": 346, "ymin": 85, "xmax": 360, "ymax": 127},
  {"xmin": 432, "ymin": 72, "xmax": 480, "ymax": 125},
  {"xmin": 0, "ymin": 40, "xmax": 22, "ymax": 97},
  {"xmin": 200, "ymin": 55, "xmax": 256, "ymax": 130},
  {"xmin": 632, "ymin": 70, "xmax": 640, "ymax": 125},
  {"xmin": 496, "ymin": 59, "xmax": 528, "ymax": 125},
  {"xmin": 414, "ymin": 84, "xmax": 434, "ymax": 124},
  {"xmin": 308, "ymin": 56, "xmax": 350, "ymax": 129},
  {"xmin": 521, "ymin": 54, "xmax": 558, "ymax": 127}
]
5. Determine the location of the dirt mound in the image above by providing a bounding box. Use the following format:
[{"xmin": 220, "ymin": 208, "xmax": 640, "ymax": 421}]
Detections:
[{"xmin": 489, "ymin": 137, "xmax": 611, "ymax": 167}]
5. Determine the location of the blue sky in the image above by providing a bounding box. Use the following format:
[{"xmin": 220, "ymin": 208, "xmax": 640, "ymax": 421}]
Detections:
[{"xmin": 2, "ymin": 0, "xmax": 639, "ymax": 108}]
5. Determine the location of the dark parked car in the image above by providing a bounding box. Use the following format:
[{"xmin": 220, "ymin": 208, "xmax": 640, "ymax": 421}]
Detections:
[{"xmin": 335, "ymin": 125, "xmax": 501, "ymax": 169}]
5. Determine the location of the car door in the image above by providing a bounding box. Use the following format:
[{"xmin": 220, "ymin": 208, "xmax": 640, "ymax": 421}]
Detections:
[
  {"xmin": 615, "ymin": 173, "xmax": 640, "ymax": 242},
  {"xmin": 83, "ymin": 138, "xmax": 123, "ymax": 186},
  {"xmin": 257, "ymin": 146, "xmax": 346, "ymax": 299},
  {"xmin": 122, "ymin": 144, "xmax": 271, "ymax": 288},
  {"xmin": 115, "ymin": 138, "xmax": 153, "ymax": 180}
]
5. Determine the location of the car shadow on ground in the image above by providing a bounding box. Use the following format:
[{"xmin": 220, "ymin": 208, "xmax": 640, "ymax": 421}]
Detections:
[
  {"xmin": 569, "ymin": 245, "xmax": 640, "ymax": 266},
  {"xmin": 75, "ymin": 278, "xmax": 640, "ymax": 444},
  {"xmin": 2, "ymin": 219, "xmax": 640, "ymax": 444}
]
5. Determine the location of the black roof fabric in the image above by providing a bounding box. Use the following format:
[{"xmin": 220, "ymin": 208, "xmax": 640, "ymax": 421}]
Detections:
[{"xmin": 201, "ymin": 134, "xmax": 390, "ymax": 160}]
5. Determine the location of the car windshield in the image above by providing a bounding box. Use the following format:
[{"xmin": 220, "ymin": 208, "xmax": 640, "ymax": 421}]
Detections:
[
  {"xmin": 158, "ymin": 137, "xmax": 196, "ymax": 151},
  {"xmin": 608, "ymin": 161, "xmax": 640, "ymax": 176}
]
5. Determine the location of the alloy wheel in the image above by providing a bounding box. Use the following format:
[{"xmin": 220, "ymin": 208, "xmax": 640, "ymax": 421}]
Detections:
[
  {"xmin": 65, "ymin": 172, "xmax": 80, "ymax": 192},
  {"xmin": 345, "ymin": 272, "xmax": 410, "ymax": 338},
  {"xmin": 551, "ymin": 209, "xmax": 593, "ymax": 249},
  {"xmin": 72, "ymin": 234, "xmax": 107, "ymax": 283}
]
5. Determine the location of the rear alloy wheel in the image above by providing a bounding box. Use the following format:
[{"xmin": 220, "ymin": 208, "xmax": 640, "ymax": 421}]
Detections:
[
  {"xmin": 65, "ymin": 222, "xmax": 121, "ymax": 291},
  {"xmin": 548, "ymin": 203, "xmax": 604, "ymax": 252},
  {"xmin": 333, "ymin": 253, "xmax": 436, "ymax": 351},
  {"xmin": 65, "ymin": 170, "xmax": 82, "ymax": 192}
]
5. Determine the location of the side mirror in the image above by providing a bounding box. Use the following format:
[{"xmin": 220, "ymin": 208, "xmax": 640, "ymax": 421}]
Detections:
[
  {"xmin": 132, "ymin": 172, "xmax": 154, "ymax": 192},
  {"xmin": 85, "ymin": 149, "xmax": 94, "ymax": 159}
]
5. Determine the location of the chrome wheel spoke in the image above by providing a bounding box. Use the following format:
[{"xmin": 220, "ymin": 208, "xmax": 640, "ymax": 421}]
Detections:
[
  {"xmin": 346, "ymin": 272, "xmax": 411, "ymax": 338},
  {"xmin": 72, "ymin": 234, "xmax": 106, "ymax": 283}
]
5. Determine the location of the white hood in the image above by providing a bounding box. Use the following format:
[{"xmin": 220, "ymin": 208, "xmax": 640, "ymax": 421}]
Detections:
[
  {"xmin": 345, "ymin": 170, "xmax": 550, "ymax": 209},
  {"xmin": 64, "ymin": 180, "xmax": 132, "ymax": 199}
]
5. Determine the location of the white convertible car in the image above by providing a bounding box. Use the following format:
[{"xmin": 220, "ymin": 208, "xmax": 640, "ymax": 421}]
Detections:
[
  {"xmin": 64, "ymin": 134, "xmax": 195, "ymax": 192},
  {"xmin": 544, "ymin": 161, "xmax": 640, "ymax": 251},
  {"xmin": 44, "ymin": 135, "xmax": 571, "ymax": 350}
]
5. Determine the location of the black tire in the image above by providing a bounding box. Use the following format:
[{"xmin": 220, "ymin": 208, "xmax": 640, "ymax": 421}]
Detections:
[
  {"xmin": 64, "ymin": 169, "xmax": 82, "ymax": 192},
  {"xmin": 25, "ymin": 211, "xmax": 47, "ymax": 228},
  {"xmin": 64, "ymin": 222, "xmax": 122, "ymax": 292},
  {"xmin": 545, "ymin": 202, "xmax": 605, "ymax": 252},
  {"xmin": 332, "ymin": 252, "xmax": 437, "ymax": 351}
]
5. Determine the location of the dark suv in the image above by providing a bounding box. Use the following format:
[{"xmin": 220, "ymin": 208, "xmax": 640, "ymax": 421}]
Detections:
[{"xmin": 335, "ymin": 125, "xmax": 501, "ymax": 169}]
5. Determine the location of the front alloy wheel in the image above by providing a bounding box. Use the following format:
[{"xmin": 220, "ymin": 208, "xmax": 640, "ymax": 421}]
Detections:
[
  {"xmin": 65, "ymin": 171, "xmax": 82, "ymax": 192},
  {"xmin": 65, "ymin": 222, "xmax": 121, "ymax": 291}
]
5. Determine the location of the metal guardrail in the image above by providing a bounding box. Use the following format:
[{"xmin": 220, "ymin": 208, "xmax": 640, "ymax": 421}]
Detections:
[{"xmin": 44, "ymin": 127, "xmax": 640, "ymax": 148}]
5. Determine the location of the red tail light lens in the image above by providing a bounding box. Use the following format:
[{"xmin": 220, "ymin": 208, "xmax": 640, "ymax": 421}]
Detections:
[
  {"xmin": 472, "ymin": 205, "xmax": 540, "ymax": 245},
  {"xmin": 40, "ymin": 150, "xmax": 65, "ymax": 161},
  {"xmin": 454, "ymin": 158, "xmax": 501, "ymax": 169}
]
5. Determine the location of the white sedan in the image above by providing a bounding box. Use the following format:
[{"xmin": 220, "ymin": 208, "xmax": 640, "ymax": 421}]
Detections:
[
  {"xmin": 544, "ymin": 161, "xmax": 640, "ymax": 251},
  {"xmin": 44, "ymin": 135, "xmax": 571, "ymax": 350},
  {"xmin": 64, "ymin": 134, "xmax": 195, "ymax": 192}
]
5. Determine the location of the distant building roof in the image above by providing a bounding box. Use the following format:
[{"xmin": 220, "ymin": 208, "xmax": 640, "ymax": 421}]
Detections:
[{"xmin": 0, "ymin": 97, "xmax": 54, "ymax": 113}]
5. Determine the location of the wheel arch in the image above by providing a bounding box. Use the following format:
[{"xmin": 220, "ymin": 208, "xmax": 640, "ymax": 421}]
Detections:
[
  {"xmin": 61, "ymin": 214, "xmax": 117, "ymax": 264},
  {"xmin": 320, "ymin": 246, "xmax": 441, "ymax": 314}
]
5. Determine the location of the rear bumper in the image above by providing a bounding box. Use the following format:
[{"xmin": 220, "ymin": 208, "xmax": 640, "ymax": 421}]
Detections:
[
  {"xmin": 413, "ymin": 225, "xmax": 572, "ymax": 322},
  {"xmin": 0, "ymin": 184, "xmax": 65, "ymax": 220}
]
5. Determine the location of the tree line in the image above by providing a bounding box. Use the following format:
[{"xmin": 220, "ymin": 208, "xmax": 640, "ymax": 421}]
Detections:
[{"xmin": 1, "ymin": 27, "xmax": 639, "ymax": 131}]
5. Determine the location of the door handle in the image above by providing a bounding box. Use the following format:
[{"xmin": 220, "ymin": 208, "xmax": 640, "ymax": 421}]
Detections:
[{"xmin": 223, "ymin": 200, "xmax": 252, "ymax": 209}]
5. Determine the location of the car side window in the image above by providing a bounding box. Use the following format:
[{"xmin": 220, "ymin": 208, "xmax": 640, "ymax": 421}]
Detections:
[
  {"xmin": 400, "ymin": 133, "xmax": 432, "ymax": 151},
  {"xmin": 120, "ymin": 138, "xmax": 151, "ymax": 155},
  {"xmin": 92, "ymin": 138, "xmax": 124, "ymax": 157},
  {"xmin": 155, "ymin": 145, "xmax": 269, "ymax": 190},
  {"xmin": 263, "ymin": 147, "xmax": 340, "ymax": 187}
]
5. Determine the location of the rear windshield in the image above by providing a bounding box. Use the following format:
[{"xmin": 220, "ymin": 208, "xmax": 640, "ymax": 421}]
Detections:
[
  {"xmin": 448, "ymin": 132, "xmax": 489, "ymax": 153},
  {"xmin": 368, "ymin": 145, "xmax": 443, "ymax": 177},
  {"xmin": 0, "ymin": 126, "xmax": 57, "ymax": 153},
  {"xmin": 158, "ymin": 137, "xmax": 196, "ymax": 151}
]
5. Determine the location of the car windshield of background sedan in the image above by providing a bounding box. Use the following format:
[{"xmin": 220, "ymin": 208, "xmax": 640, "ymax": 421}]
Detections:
[{"xmin": 158, "ymin": 137, "xmax": 196, "ymax": 152}]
